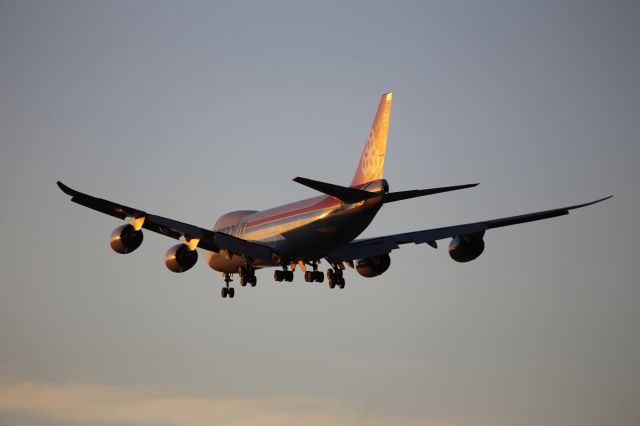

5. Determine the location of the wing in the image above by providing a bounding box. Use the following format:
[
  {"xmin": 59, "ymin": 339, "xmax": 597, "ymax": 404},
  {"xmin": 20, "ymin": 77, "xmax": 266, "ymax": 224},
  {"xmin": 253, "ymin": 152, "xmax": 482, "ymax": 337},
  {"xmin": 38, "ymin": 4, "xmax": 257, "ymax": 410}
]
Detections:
[
  {"xmin": 325, "ymin": 196, "xmax": 612, "ymax": 263},
  {"xmin": 57, "ymin": 181, "xmax": 273, "ymax": 261}
]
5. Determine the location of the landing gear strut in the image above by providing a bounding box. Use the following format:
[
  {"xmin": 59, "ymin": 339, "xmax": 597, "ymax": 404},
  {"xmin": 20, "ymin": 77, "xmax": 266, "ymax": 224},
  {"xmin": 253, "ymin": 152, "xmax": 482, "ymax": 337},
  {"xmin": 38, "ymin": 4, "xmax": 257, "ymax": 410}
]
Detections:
[
  {"xmin": 221, "ymin": 273, "xmax": 235, "ymax": 298},
  {"xmin": 326, "ymin": 267, "xmax": 345, "ymax": 289}
]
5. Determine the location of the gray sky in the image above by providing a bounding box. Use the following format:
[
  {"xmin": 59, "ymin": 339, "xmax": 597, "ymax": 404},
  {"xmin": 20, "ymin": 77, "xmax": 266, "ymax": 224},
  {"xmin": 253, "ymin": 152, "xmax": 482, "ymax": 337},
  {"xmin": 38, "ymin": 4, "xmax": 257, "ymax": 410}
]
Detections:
[{"xmin": 1, "ymin": 1, "xmax": 639, "ymax": 425}]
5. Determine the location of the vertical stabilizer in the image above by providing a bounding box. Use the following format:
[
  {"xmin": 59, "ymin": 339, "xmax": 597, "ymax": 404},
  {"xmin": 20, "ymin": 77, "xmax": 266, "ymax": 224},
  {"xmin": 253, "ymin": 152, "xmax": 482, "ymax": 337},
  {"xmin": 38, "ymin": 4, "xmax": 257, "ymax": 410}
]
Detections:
[{"xmin": 350, "ymin": 92, "xmax": 393, "ymax": 187}]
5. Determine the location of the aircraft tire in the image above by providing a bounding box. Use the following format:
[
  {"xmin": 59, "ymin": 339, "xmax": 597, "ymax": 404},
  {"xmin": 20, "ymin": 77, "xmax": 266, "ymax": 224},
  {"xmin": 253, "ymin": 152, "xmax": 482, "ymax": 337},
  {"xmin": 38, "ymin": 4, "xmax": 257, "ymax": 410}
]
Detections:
[
  {"xmin": 228, "ymin": 288, "xmax": 235, "ymax": 298},
  {"xmin": 250, "ymin": 276, "xmax": 257, "ymax": 287},
  {"xmin": 221, "ymin": 287, "xmax": 228, "ymax": 298},
  {"xmin": 326, "ymin": 269, "xmax": 334, "ymax": 281}
]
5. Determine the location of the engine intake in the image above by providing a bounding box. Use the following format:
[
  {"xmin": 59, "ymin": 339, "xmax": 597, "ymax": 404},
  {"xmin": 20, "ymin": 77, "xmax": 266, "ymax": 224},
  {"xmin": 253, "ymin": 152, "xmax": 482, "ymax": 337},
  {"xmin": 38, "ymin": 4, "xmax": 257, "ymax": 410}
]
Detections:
[
  {"xmin": 165, "ymin": 244, "xmax": 198, "ymax": 273},
  {"xmin": 356, "ymin": 254, "xmax": 391, "ymax": 277},
  {"xmin": 448, "ymin": 232, "xmax": 485, "ymax": 263},
  {"xmin": 110, "ymin": 224, "xmax": 143, "ymax": 254}
]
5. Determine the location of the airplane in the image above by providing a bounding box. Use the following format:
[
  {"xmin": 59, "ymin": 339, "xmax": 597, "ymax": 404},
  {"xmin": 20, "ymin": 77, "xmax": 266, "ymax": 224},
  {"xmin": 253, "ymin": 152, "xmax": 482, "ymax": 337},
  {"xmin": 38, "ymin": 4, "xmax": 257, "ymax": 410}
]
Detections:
[{"xmin": 57, "ymin": 92, "xmax": 611, "ymax": 299}]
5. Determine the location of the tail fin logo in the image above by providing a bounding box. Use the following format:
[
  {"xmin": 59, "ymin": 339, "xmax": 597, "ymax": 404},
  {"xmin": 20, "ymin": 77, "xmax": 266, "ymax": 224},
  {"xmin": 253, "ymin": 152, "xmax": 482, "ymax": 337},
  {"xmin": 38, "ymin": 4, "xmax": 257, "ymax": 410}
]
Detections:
[
  {"xmin": 350, "ymin": 93, "xmax": 392, "ymax": 187},
  {"xmin": 360, "ymin": 128, "xmax": 384, "ymax": 183}
]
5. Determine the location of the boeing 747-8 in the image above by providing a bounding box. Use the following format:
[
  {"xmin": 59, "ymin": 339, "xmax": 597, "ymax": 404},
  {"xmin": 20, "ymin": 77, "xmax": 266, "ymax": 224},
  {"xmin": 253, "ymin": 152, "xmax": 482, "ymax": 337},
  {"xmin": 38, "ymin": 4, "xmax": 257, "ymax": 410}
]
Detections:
[{"xmin": 58, "ymin": 93, "xmax": 610, "ymax": 299}]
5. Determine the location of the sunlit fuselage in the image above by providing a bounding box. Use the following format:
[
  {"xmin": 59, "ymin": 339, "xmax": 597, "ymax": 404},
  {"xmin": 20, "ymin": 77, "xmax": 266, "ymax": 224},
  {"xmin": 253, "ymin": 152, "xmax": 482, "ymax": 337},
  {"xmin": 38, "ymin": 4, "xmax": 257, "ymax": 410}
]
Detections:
[{"xmin": 207, "ymin": 180, "xmax": 387, "ymax": 273}]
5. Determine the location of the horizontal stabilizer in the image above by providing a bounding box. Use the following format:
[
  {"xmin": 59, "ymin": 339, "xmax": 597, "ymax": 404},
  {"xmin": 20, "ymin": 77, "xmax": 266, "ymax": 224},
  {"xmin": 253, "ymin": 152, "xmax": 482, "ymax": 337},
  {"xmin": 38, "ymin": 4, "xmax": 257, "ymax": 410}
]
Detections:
[
  {"xmin": 293, "ymin": 177, "xmax": 379, "ymax": 203},
  {"xmin": 384, "ymin": 183, "xmax": 479, "ymax": 203}
]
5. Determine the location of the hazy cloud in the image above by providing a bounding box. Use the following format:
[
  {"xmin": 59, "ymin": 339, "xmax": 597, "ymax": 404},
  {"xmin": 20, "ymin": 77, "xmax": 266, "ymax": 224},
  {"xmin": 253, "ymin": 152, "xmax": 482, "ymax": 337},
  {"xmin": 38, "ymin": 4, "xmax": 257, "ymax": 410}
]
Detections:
[{"xmin": 0, "ymin": 379, "xmax": 453, "ymax": 426}]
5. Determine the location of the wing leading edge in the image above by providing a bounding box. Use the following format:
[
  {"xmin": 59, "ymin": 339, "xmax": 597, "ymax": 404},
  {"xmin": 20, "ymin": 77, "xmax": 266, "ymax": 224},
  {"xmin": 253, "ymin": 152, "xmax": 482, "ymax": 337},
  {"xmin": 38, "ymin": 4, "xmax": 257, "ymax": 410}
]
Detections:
[
  {"xmin": 325, "ymin": 196, "xmax": 612, "ymax": 263},
  {"xmin": 57, "ymin": 181, "xmax": 273, "ymax": 261}
]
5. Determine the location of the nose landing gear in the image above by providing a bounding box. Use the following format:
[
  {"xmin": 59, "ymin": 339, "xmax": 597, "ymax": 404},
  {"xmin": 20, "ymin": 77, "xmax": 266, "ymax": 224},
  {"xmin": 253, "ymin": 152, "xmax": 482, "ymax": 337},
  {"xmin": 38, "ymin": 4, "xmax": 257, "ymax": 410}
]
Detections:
[{"xmin": 221, "ymin": 273, "xmax": 235, "ymax": 298}]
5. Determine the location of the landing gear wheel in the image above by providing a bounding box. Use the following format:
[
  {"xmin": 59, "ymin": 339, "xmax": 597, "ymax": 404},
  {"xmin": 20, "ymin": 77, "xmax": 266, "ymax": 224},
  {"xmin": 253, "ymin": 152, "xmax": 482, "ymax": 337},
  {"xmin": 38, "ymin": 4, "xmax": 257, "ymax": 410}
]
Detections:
[
  {"xmin": 228, "ymin": 287, "xmax": 235, "ymax": 298},
  {"xmin": 338, "ymin": 277, "xmax": 345, "ymax": 289},
  {"xmin": 328, "ymin": 279, "xmax": 335, "ymax": 289},
  {"xmin": 221, "ymin": 287, "xmax": 228, "ymax": 298},
  {"xmin": 285, "ymin": 271, "xmax": 294, "ymax": 282},
  {"xmin": 313, "ymin": 271, "xmax": 324, "ymax": 283},
  {"xmin": 274, "ymin": 270, "xmax": 283, "ymax": 282},
  {"xmin": 239, "ymin": 266, "xmax": 255, "ymax": 287},
  {"xmin": 326, "ymin": 269, "xmax": 334, "ymax": 281},
  {"xmin": 304, "ymin": 271, "xmax": 313, "ymax": 283},
  {"xmin": 249, "ymin": 276, "xmax": 257, "ymax": 287}
]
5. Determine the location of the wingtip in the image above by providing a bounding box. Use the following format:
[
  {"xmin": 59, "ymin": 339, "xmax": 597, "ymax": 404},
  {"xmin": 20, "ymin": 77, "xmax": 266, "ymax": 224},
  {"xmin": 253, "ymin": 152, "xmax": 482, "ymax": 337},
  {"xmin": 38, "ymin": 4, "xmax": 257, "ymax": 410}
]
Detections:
[
  {"xmin": 459, "ymin": 183, "xmax": 480, "ymax": 190},
  {"xmin": 590, "ymin": 195, "xmax": 613, "ymax": 204},
  {"xmin": 591, "ymin": 195, "xmax": 614, "ymax": 208},
  {"xmin": 570, "ymin": 195, "xmax": 613, "ymax": 210},
  {"xmin": 57, "ymin": 180, "xmax": 74, "ymax": 196}
]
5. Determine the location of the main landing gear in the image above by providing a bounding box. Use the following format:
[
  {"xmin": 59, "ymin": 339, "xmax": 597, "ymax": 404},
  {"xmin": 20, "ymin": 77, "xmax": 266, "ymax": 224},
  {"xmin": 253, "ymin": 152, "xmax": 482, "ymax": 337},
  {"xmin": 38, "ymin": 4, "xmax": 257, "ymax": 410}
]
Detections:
[
  {"xmin": 304, "ymin": 262, "xmax": 324, "ymax": 283},
  {"xmin": 273, "ymin": 262, "xmax": 343, "ymax": 288},
  {"xmin": 274, "ymin": 268, "xmax": 294, "ymax": 282},
  {"xmin": 221, "ymin": 273, "xmax": 235, "ymax": 298},
  {"xmin": 239, "ymin": 267, "xmax": 257, "ymax": 287},
  {"xmin": 326, "ymin": 267, "xmax": 345, "ymax": 289}
]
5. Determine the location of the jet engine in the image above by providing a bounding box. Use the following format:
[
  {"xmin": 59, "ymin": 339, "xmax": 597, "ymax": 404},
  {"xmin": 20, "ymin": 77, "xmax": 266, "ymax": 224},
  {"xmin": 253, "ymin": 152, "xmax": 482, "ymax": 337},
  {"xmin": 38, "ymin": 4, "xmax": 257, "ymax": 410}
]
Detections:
[
  {"xmin": 165, "ymin": 244, "xmax": 198, "ymax": 273},
  {"xmin": 356, "ymin": 254, "xmax": 391, "ymax": 277},
  {"xmin": 448, "ymin": 232, "xmax": 485, "ymax": 262},
  {"xmin": 110, "ymin": 224, "xmax": 143, "ymax": 254}
]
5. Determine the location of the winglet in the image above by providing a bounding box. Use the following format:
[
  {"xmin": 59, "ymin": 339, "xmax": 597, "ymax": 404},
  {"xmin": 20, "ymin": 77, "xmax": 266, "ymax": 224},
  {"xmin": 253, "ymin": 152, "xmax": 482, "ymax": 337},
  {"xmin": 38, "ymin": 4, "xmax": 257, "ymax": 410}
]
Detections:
[
  {"xmin": 57, "ymin": 180, "xmax": 76, "ymax": 196},
  {"xmin": 566, "ymin": 195, "xmax": 613, "ymax": 210}
]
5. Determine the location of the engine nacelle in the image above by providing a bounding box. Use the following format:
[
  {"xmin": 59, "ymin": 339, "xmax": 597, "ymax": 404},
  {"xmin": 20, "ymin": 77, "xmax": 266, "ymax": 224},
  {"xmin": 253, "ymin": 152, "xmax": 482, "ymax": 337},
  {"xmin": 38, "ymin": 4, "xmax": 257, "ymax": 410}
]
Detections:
[
  {"xmin": 110, "ymin": 224, "xmax": 143, "ymax": 254},
  {"xmin": 165, "ymin": 244, "xmax": 198, "ymax": 273},
  {"xmin": 448, "ymin": 232, "xmax": 485, "ymax": 263},
  {"xmin": 356, "ymin": 254, "xmax": 391, "ymax": 278}
]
